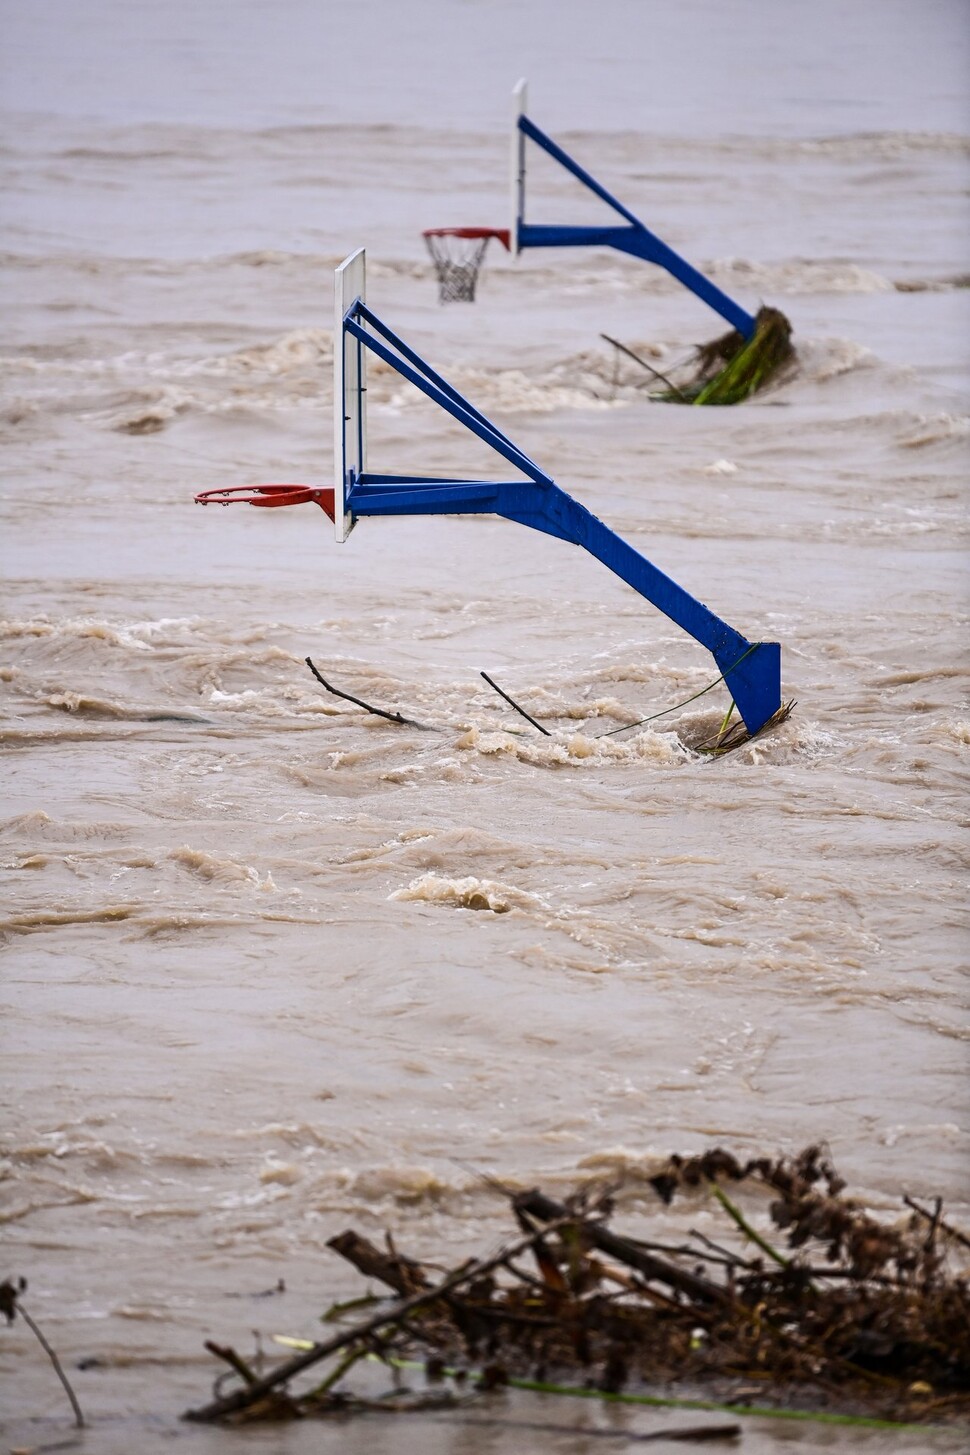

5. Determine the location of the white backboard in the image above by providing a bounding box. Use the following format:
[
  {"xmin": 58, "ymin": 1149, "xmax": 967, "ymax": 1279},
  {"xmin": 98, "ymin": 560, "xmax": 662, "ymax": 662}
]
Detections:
[
  {"xmin": 334, "ymin": 248, "xmax": 366, "ymax": 542},
  {"xmin": 510, "ymin": 78, "xmax": 527, "ymax": 259}
]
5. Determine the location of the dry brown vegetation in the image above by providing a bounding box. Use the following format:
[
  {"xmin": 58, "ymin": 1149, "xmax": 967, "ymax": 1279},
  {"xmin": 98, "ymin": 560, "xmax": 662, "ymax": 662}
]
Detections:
[{"xmin": 186, "ymin": 1145, "xmax": 970, "ymax": 1431}]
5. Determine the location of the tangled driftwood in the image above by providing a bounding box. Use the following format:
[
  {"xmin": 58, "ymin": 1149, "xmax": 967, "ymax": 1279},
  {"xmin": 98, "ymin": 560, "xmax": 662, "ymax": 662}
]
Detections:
[{"xmin": 185, "ymin": 1145, "xmax": 970, "ymax": 1431}]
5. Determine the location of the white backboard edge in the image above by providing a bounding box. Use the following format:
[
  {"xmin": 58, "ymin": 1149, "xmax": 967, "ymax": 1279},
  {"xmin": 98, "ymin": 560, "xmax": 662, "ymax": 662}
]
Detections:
[
  {"xmin": 334, "ymin": 248, "xmax": 366, "ymax": 542},
  {"xmin": 510, "ymin": 79, "xmax": 527, "ymax": 259}
]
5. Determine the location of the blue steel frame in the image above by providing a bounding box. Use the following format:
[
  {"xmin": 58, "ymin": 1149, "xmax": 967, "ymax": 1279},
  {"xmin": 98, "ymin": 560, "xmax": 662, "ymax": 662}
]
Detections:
[
  {"xmin": 340, "ymin": 296, "xmax": 781, "ymax": 736},
  {"xmin": 516, "ymin": 114, "xmax": 756, "ymax": 341}
]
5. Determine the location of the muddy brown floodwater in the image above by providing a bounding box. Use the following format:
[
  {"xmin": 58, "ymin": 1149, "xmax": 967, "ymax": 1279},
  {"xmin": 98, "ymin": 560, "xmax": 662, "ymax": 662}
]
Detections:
[{"xmin": 2, "ymin": 1, "xmax": 968, "ymax": 1451}]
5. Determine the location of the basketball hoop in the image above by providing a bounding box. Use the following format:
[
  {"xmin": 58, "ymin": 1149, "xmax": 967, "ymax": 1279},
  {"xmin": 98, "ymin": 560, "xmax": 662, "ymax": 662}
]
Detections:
[
  {"xmin": 188, "ymin": 247, "xmax": 784, "ymax": 738},
  {"xmin": 195, "ymin": 484, "xmax": 335, "ymax": 521},
  {"xmin": 422, "ymin": 227, "xmax": 510, "ymax": 303}
]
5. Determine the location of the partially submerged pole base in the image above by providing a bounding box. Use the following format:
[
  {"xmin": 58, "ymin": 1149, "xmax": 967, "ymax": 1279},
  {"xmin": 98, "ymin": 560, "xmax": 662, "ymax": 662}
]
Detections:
[{"xmin": 716, "ymin": 641, "xmax": 782, "ymax": 739}]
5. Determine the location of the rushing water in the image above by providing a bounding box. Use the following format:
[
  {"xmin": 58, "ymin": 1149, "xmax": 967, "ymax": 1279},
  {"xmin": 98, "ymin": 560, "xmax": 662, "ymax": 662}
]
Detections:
[{"xmin": 2, "ymin": 2, "xmax": 968, "ymax": 1450}]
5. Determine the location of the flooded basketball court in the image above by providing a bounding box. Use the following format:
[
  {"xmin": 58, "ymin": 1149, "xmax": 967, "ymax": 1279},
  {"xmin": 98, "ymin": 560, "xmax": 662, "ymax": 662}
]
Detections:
[{"xmin": 2, "ymin": 2, "xmax": 968, "ymax": 1449}]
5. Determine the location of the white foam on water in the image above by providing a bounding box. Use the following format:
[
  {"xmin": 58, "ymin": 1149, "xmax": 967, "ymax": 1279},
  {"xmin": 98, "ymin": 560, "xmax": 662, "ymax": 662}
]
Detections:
[
  {"xmin": 389, "ymin": 872, "xmax": 542, "ymax": 914},
  {"xmin": 455, "ymin": 725, "xmax": 690, "ymax": 768}
]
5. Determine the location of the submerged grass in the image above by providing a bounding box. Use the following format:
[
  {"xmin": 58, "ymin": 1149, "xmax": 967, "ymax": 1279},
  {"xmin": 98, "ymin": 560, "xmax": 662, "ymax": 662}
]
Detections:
[
  {"xmin": 695, "ymin": 699, "xmax": 796, "ymax": 757},
  {"xmin": 657, "ymin": 306, "xmax": 795, "ymax": 406}
]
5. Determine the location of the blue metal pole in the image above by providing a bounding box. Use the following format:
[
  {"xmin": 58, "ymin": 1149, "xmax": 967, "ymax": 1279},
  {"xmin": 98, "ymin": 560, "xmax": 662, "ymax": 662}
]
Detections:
[
  {"xmin": 497, "ymin": 485, "xmax": 781, "ymax": 734},
  {"xmin": 356, "ymin": 303, "xmax": 532, "ymax": 454},
  {"xmin": 519, "ymin": 116, "xmax": 648, "ymax": 231},
  {"xmin": 610, "ymin": 231, "xmax": 755, "ymax": 342},
  {"xmin": 344, "ymin": 315, "xmax": 553, "ymax": 486}
]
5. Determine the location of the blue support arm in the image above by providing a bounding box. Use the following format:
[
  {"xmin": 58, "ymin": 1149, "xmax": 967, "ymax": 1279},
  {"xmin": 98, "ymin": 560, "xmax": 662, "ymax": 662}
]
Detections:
[
  {"xmin": 517, "ymin": 116, "xmax": 756, "ymax": 339},
  {"xmin": 345, "ymin": 315, "xmax": 553, "ymax": 486},
  {"xmin": 519, "ymin": 224, "xmax": 755, "ymax": 342},
  {"xmin": 351, "ymin": 474, "xmax": 781, "ymax": 735}
]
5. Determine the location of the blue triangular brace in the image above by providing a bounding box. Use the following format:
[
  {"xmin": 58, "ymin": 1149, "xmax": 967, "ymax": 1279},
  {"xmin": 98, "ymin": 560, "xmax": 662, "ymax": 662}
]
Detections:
[
  {"xmin": 516, "ymin": 113, "xmax": 756, "ymax": 341},
  {"xmin": 342, "ymin": 300, "xmax": 781, "ymax": 736}
]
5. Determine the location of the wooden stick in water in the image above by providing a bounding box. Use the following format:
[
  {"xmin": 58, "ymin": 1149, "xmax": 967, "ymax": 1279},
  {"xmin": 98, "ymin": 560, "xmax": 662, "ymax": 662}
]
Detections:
[
  {"xmin": 305, "ymin": 657, "xmax": 433, "ymax": 729},
  {"xmin": 600, "ymin": 333, "xmax": 688, "ymax": 402},
  {"xmin": 480, "ymin": 671, "xmax": 551, "ymax": 736},
  {"xmin": 184, "ymin": 1224, "xmax": 565, "ymax": 1423}
]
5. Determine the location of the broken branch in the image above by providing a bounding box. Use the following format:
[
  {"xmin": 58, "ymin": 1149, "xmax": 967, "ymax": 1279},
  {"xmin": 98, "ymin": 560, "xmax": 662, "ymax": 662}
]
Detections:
[
  {"xmin": 600, "ymin": 333, "xmax": 689, "ymax": 402},
  {"xmin": 480, "ymin": 671, "xmax": 551, "ymax": 736},
  {"xmin": 305, "ymin": 657, "xmax": 433, "ymax": 729},
  {"xmin": 513, "ymin": 1188, "xmax": 731, "ymax": 1306},
  {"xmin": 185, "ymin": 1223, "xmax": 566, "ymax": 1423},
  {"xmin": 2, "ymin": 1281, "xmax": 85, "ymax": 1429}
]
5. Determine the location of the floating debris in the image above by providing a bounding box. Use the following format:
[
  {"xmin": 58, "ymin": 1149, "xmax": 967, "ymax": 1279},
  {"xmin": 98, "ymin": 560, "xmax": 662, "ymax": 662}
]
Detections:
[
  {"xmin": 608, "ymin": 307, "xmax": 796, "ymax": 407},
  {"xmin": 304, "ymin": 660, "xmax": 794, "ymax": 758},
  {"xmin": 185, "ymin": 1145, "xmax": 970, "ymax": 1430},
  {"xmin": 685, "ymin": 307, "xmax": 795, "ymax": 406}
]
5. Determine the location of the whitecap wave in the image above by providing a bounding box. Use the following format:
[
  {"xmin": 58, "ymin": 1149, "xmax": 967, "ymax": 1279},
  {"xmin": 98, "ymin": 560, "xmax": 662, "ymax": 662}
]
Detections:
[
  {"xmin": 389, "ymin": 872, "xmax": 542, "ymax": 914},
  {"xmin": 455, "ymin": 724, "xmax": 689, "ymax": 767}
]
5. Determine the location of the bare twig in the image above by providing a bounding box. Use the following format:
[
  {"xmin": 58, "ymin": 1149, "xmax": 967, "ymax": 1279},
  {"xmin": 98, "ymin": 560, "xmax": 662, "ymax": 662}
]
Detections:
[
  {"xmin": 905, "ymin": 1195, "xmax": 970, "ymax": 1251},
  {"xmin": 15, "ymin": 1296, "xmax": 85, "ymax": 1429},
  {"xmin": 327, "ymin": 1230, "xmax": 429, "ymax": 1297},
  {"xmin": 417, "ymin": 1413, "xmax": 742, "ymax": 1443},
  {"xmin": 688, "ymin": 1228, "xmax": 758, "ymax": 1270},
  {"xmin": 204, "ymin": 1340, "xmax": 259, "ymax": 1388},
  {"xmin": 600, "ymin": 333, "xmax": 689, "ymax": 402},
  {"xmin": 305, "ymin": 657, "xmax": 433, "ymax": 729},
  {"xmin": 480, "ymin": 672, "xmax": 550, "ymax": 736},
  {"xmin": 708, "ymin": 1183, "xmax": 790, "ymax": 1269},
  {"xmin": 513, "ymin": 1189, "xmax": 730, "ymax": 1306},
  {"xmin": 184, "ymin": 1223, "xmax": 568, "ymax": 1423}
]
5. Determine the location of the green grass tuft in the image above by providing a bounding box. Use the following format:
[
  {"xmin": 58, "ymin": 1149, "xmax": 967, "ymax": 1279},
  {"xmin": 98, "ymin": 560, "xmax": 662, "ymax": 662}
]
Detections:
[{"xmin": 657, "ymin": 305, "xmax": 794, "ymax": 406}]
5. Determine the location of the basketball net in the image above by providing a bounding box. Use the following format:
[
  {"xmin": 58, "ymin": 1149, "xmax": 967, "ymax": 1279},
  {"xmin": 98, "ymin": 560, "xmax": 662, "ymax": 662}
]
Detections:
[{"xmin": 422, "ymin": 228, "xmax": 510, "ymax": 303}]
